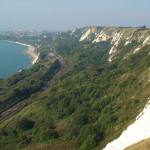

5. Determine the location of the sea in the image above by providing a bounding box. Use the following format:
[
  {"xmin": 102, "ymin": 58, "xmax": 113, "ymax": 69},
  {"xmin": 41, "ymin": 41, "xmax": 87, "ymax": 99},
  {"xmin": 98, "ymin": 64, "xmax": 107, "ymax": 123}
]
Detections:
[{"xmin": 0, "ymin": 40, "xmax": 31, "ymax": 79}]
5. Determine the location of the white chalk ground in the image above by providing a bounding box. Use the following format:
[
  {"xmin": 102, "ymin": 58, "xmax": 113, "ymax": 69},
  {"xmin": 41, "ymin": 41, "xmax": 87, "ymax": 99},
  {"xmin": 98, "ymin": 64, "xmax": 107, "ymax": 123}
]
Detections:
[
  {"xmin": 103, "ymin": 97, "xmax": 150, "ymax": 150},
  {"xmin": 133, "ymin": 36, "xmax": 150, "ymax": 54},
  {"xmin": 79, "ymin": 29, "xmax": 91, "ymax": 41},
  {"xmin": 92, "ymin": 31, "xmax": 110, "ymax": 43},
  {"xmin": 124, "ymin": 41, "xmax": 131, "ymax": 46}
]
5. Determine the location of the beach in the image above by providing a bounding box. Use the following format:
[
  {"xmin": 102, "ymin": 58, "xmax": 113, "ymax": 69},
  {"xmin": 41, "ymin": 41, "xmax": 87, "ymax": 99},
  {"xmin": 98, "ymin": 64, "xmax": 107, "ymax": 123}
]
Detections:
[{"xmin": 15, "ymin": 42, "xmax": 39, "ymax": 64}]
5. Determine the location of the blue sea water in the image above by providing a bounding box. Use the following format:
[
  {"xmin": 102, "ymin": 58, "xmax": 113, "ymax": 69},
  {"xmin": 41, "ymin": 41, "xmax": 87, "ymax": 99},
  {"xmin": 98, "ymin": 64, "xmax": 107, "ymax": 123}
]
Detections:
[{"xmin": 0, "ymin": 40, "xmax": 31, "ymax": 79}]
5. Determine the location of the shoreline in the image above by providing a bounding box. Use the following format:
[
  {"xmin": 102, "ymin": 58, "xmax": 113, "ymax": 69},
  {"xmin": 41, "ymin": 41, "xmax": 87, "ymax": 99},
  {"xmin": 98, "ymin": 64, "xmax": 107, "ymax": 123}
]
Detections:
[
  {"xmin": 3, "ymin": 40, "xmax": 39, "ymax": 65},
  {"xmin": 15, "ymin": 41, "xmax": 39, "ymax": 65}
]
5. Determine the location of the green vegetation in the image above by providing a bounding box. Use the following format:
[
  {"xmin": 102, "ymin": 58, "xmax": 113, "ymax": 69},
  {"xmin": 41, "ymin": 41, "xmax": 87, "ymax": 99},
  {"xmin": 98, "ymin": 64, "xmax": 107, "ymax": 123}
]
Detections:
[
  {"xmin": 0, "ymin": 59, "xmax": 61, "ymax": 113},
  {"xmin": 0, "ymin": 27, "xmax": 150, "ymax": 150}
]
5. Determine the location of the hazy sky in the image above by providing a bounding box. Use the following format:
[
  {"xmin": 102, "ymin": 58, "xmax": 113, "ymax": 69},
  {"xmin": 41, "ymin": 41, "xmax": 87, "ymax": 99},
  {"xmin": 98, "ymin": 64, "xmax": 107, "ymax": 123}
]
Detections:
[{"xmin": 0, "ymin": 0, "xmax": 150, "ymax": 31}]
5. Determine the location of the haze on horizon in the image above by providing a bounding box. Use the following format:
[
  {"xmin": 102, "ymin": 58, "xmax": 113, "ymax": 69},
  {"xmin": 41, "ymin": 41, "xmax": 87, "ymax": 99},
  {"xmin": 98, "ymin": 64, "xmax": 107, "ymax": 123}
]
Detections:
[{"xmin": 0, "ymin": 0, "xmax": 150, "ymax": 31}]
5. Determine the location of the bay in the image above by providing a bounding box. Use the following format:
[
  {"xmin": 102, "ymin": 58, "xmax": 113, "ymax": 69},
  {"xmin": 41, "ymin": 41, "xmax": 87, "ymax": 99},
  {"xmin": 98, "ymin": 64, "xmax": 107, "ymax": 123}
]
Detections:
[{"xmin": 0, "ymin": 40, "xmax": 31, "ymax": 79}]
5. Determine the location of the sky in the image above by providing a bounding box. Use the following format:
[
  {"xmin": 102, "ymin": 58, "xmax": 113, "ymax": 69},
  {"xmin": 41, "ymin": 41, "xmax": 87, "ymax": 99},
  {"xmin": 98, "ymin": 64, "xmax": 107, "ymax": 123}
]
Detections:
[{"xmin": 0, "ymin": 0, "xmax": 150, "ymax": 31}]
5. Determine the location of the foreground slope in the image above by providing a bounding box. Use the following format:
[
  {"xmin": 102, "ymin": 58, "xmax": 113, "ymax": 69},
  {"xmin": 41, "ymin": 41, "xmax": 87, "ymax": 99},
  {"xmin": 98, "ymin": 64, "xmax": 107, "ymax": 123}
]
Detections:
[{"xmin": 0, "ymin": 27, "xmax": 150, "ymax": 150}]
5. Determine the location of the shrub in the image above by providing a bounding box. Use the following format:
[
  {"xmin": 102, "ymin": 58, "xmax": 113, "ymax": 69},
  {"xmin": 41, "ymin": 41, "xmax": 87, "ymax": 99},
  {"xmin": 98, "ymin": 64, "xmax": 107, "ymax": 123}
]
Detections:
[{"xmin": 17, "ymin": 118, "xmax": 35, "ymax": 131}]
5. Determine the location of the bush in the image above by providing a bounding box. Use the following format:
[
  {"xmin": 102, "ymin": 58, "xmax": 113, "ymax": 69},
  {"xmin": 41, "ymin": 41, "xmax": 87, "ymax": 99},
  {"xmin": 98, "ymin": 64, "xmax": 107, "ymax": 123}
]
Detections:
[
  {"xmin": 17, "ymin": 118, "xmax": 35, "ymax": 131},
  {"xmin": 79, "ymin": 125, "xmax": 104, "ymax": 150}
]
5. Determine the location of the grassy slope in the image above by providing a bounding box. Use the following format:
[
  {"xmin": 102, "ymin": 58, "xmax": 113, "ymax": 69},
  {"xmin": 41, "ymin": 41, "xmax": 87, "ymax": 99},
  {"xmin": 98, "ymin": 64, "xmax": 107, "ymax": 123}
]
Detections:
[
  {"xmin": 0, "ymin": 30, "xmax": 150, "ymax": 150},
  {"xmin": 126, "ymin": 138, "xmax": 150, "ymax": 150}
]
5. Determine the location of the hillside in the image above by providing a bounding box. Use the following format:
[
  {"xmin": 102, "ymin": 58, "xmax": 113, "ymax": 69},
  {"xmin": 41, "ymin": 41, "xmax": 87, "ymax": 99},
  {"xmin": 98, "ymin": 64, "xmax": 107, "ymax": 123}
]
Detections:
[{"xmin": 0, "ymin": 26, "xmax": 150, "ymax": 150}]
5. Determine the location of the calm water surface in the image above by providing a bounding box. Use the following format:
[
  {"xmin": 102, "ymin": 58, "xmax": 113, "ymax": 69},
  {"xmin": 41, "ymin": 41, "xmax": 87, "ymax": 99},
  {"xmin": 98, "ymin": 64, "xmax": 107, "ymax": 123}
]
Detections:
[{"xmin": 0, "ymin": 41, "xmax": 31, "ymax": 78}]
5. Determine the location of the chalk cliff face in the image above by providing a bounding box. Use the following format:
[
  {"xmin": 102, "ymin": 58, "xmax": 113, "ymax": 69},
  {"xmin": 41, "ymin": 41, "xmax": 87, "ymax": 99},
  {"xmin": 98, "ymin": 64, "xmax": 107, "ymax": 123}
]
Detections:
[
  {"xmin": 79, "ymin": 27, "xmax": 150, "ymax": 62},
  {"xmin": 79, "ymin": 27, "xmax": 97, "ymax": 41}
]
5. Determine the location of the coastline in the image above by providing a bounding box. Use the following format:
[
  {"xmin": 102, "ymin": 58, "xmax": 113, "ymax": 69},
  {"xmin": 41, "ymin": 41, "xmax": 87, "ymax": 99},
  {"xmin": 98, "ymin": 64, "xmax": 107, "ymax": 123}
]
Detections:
[{"xmin": 15, "ymin": 42, "xmax": 39, "ymax": 65}]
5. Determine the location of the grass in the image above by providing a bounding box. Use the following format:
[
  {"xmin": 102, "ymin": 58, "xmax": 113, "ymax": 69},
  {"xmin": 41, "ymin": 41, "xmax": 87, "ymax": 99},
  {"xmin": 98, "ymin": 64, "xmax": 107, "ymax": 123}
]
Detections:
[{"xmin": 126, "ymin": 138, "xmax": 150, "ymax": 150}]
